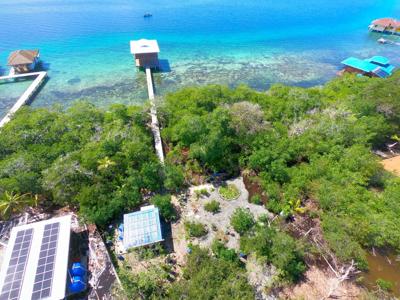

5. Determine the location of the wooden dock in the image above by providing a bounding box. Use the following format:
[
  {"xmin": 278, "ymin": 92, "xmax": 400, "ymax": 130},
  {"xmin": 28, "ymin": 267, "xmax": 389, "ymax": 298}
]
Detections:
[
  {"xmin": 145, "ymin": 67, "xmax": 165, "ymax": 163},
  {"xmin": 0, "ymin": 71, "xmax": 47, "ymax": 127}
]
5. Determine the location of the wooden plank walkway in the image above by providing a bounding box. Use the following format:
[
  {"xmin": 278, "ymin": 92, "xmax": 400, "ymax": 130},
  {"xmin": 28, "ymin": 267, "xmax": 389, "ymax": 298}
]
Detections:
[
  {"xmin": 0, "ymin": 71, "xmax": 47, "ymax": 127},
  {"xmin": 145, "ymin": 67, "xmax": 165, "ymax": 163}
]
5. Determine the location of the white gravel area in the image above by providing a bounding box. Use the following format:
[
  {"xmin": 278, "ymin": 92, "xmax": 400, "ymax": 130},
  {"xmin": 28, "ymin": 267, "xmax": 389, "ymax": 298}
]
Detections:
[{"xmin": 183, "ymin": 177, "xmax": 273, "ymax": 250}]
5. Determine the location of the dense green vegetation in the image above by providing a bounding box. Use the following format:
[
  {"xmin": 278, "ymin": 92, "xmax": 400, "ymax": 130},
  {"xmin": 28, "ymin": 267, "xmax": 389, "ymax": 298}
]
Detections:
[
  {"xmin": 160, "ymin": 73, "xmax": 400, "ymax": 267},
  {"xmin": 1, "ymin": 72, "xmax": 400, "ymax": 297},
  {"xmin": 168, "ymin": 246, "xmax": 254, "ymax": 299},
  {"xmin": 240, "ymin": 221, "xmax": 306, "ymax": 283},
  {"xmin": 0, "ymin": 103, "xmax": 180, "ymax": 226},
  {"xmin": 119, "ymin": 264, "xmax": 172, "ymax": 299}
]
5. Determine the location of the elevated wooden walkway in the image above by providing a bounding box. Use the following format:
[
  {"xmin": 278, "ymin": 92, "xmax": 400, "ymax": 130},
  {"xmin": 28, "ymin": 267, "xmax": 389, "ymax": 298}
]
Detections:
[
  {"xmin": 146, "ymin": 67, "xmax": 164, "ymax": 163},
  {"xmin": 0, "ymin": 71, "xmax": 47, "ymax": 127}
]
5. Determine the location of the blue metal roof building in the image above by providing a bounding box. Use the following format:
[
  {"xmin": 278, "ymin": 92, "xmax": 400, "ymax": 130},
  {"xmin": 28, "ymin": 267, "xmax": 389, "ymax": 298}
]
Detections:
[
  {"xmin": 122, "ymin": 206, "xmax": 163, "ymax": 250},
  {"xmin": 341, "ymin": 56, "xmax": 395, "ymax": 78}
]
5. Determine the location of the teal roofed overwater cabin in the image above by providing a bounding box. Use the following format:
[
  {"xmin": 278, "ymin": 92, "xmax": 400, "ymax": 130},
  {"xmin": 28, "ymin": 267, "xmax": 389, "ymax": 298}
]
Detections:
[{"xmin": 340, "ymin": 56, "xmax": 395, "ymax": 78}]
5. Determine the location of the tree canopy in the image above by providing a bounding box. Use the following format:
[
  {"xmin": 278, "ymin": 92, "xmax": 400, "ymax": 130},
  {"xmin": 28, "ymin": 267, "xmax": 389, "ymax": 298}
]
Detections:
[
  {"xmin": 0, "ymin": 103, "xmax": 165, "ymax": 226},
  {"xmin": 159, "ymin": 72, "xmax": 400, "ymax": 266}
]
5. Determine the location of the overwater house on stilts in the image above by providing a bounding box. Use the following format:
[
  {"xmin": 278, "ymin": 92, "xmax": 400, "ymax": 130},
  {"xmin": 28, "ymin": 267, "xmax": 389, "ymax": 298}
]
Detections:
[
  {"xmin": 130, "ymin": 39, "xmax": 160, "ymax": 69},
  {"xmin": 369, "ymin": 18, "xmax": 400, "ymax": 35},
  {"xmin": 7, "ymin": 49, "xmax": 40, "ymax": 74},
  {"xmin": 129, "ymin": 38, "xmax": 165, "ymax": 162}
]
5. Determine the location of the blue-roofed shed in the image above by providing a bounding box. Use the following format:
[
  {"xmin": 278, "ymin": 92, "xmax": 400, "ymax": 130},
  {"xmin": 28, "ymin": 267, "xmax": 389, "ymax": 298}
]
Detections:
[
  {"xmin": 341, "ymin": 56, "xmax": 395, "ymax": 78},
  {"xmin": 367, "ymin": 56, "xmax": 390, "ymax": 66},
  {"xmin": 341, "ymin": 57, "xmax": 376, "ymax": 73},
  {"xmin": 122, "ymin": 205, "xmax": 163, "ymax": 250}
]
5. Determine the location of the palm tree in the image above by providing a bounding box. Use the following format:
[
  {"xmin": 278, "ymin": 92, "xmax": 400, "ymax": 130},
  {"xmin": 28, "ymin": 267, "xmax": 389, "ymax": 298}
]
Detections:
[
  {"xmin": 0, "ymin": 191, "xmax": 36, "ymax": 220},
  {"xmin": 97, "ymin": 156, "xmax": 116, "ymax": 171}
]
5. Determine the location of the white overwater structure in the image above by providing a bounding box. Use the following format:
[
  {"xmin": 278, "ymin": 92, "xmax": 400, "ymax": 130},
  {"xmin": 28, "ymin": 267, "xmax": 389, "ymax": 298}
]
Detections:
[
  {"xmin": 0, "ymin": 72, "xmax": 47, "ymax": 128},
  {"xmin": 130, "ymin": 39, "xmax": 164, "ymax": 163}
]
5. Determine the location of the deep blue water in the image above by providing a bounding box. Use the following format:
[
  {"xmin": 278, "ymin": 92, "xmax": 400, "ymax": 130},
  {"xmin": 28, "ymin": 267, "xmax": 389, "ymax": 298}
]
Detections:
[{"xmin": 0, "ymin": 0, "xmax": 399, "ymax": 115}]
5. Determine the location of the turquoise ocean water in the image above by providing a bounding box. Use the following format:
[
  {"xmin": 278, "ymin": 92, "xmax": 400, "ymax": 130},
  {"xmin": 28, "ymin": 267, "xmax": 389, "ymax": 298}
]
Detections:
[{"xmin": 0, "ymin": 0, "xmax": 399, "ymax": 116}]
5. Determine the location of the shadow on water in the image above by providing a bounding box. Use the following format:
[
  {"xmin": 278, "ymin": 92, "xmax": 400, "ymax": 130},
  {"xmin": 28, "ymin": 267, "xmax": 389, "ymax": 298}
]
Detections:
[
  {"xmin": 37, "ymin": 61, "xmax": 51, "ymax": 71},
  {"xmin": 0, "ymin": 66, "xmax": 6, "ymax": 76},
  {"xmin": 27, "ymin": 75, "xmax": 49, "ymax": 105},
  {"xmin": 0, "ymin": 76, "xmax": 35, "ymax": 86},
  {"xmin": 155, "ymin": 59, "xmax": 171, "ymax": 73}
]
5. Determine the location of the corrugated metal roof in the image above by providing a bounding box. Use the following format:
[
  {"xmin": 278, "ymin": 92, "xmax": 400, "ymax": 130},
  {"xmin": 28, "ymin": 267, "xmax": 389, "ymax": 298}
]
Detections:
[
  {"xmin": 341, "ymin": 57, "xmax": 376, "ymax": 72},
  {"xmin": 8, "ymin": 50, "xmax": 39, "ymax": 66},
  {"xmin": 367, "ymin": 56, "xmax": 390, "ymax": 66},
  {"xmin": 341, "ymin": 56, "xmax": 395, "ymax": 77},
  {"xmin": 123, "ymin": 206, "xmax": 163, "ymax": 250},
  {"xmin": 130, "ymin": 39, "xmax": 160, "ymax": 54}
]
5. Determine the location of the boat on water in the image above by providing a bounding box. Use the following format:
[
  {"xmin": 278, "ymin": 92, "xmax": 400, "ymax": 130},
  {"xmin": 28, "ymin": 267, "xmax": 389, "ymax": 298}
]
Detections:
[
  {"xmin": 369, "ymin": 18, "xmax": 400, "ymax": 36},
  {"xmin": 378, "ymin": 37, "xmax": 400, "ymax": 46},
  {"xmin": 144, "ymin": 13, "xmax": 152, "ymax": 18}
]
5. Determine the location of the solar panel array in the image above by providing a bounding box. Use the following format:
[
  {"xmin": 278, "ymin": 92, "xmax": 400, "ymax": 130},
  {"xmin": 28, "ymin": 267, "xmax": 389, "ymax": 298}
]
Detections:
[
  {"xmin": 31, "ymin": 222, "xmax": 60, "ymax": 300},
  {"xmin": 0, "ymin": 228, "xmax": 33, "ymax": 300},
  {"xmin": 124, "ymin": 208, "xmax": 162, "ymax": 248}
]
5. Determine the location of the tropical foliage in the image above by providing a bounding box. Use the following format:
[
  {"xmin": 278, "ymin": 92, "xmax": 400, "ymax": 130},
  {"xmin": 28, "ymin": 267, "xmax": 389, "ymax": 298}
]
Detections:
[
  {"xmin": 168, "ymin": 246, "xmax": 254, "ymax": 299},
  {"xmin": 230, "ymin": 208, "xmax": 255, "ymax": 235},
  {"xmin": 184, "ymin": 221, "xmax": 208, "ymax": 238},
  {"xmin": 0, "ymin": 103, "xmax": 164, "ymax": 226},
  {"xmin": 203, "ymin": 199, "xmax": 220, "ymax": 213},
  {"xmin": 160, "ymin": 72, "xmax": 400, "ymax": 267}
]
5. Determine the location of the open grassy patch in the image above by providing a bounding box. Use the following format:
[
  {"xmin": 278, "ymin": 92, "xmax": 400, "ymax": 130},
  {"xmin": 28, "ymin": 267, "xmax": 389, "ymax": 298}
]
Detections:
[
  {"xmin": 184, "ymin": 221, "xmax": 208, "ymax": 238},
  {"xmin": 204, "ymin": 200, "xmax": 221, "ymax": 214},
  {"xmin": 218, "ymin": 184, "xmax": 240, "ymax": 200}
]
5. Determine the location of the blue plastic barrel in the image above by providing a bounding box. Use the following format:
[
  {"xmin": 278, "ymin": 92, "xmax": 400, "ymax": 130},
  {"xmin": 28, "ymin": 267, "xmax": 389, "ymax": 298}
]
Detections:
[
  {"xmin": 69, "ymin": 276, "xmax": 86, "ymax": 293},
  {"xmin": 71, "ymin": 262, "xmax": 86, "ymax": 277}
]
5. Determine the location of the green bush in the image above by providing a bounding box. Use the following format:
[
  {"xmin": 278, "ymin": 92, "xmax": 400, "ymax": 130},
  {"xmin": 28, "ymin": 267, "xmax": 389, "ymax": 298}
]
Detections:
[
  {"xmin": 240, "ymin": 225, "xmax": 306, "ymax": 282},
  {"xmin": 164, "ymin": 163, "xmax": 185, "ymax": 192},
  {"xmin": 250, "ymin": 194, "xmax": 262, "ymax": 205},
  {"xmin": 219, "ymin": 184, "xmax": 240, "ymax": 200},
  {"xmin": 133, "ymin": 243, "xmax": 166, "ymax": 260},
  {"xmin": 119, "ymin": 264, "xmax": 170, "ymax": 299},
  {"xmin": 204, "ymin": 200, "xmax": 220, "ymax": 213},
  {"xmin": 185, "ymin": 221, "xmax": 208, "ymax": 238},
  {"xmin": 195, "ymin": 188, "xmax": 209, "ymax": 198},
  {"xmin": 168, "ymin": 246, "xmax": 253, "ymax": 299},
  {"xmin": 211, "ymin": 240, "xmax": 238, "ymax": 262},
  {"xmin": 151, "ymin": 194, "xmax": 176, "ymax": 221},
  {"xmin": 230, "ymin": 208, "xmax": 255, "ymax": 235},
  {"xmin": 376, "ymin": 278, "xmax": 393, "ymax": 292}
]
